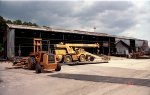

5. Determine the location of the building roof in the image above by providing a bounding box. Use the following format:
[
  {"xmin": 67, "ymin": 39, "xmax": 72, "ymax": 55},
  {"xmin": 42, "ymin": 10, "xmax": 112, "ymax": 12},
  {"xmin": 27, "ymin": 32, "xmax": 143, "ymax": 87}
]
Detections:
[
  {"xmin": 115, "ymin": 36, "xmax": 144, "ymax": 41},
  {"xmin": 7, "ymin": 24, "xmax": 146, "ymax": 41},
  {"xmin": 7, "ymin": 24, "xmax": 111, "ymax": 37},
  {"xmin": 7, "ymin": 24, "xmax": 51, "ymax": 31}
]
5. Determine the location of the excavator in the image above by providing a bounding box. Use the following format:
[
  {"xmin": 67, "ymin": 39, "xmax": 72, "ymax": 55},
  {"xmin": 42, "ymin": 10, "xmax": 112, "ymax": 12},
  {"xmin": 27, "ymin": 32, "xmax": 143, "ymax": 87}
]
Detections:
[{"xmin": 54, "ymin": 42, "xmax": 109, "ymax": 63}]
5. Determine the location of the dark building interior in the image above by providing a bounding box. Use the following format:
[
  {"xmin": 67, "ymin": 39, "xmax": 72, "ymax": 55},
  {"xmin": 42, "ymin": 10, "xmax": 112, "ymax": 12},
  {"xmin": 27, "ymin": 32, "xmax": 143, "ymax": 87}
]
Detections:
[
  {"xmin": 14, "ymin": 29, "xmax": 116, "ymax": 57},
  {"xmin": 0, "ymin": 31, "xmax": 4, "ymax": 56},
  {"xmin": 130, "ymin": 39, "xmax": 136, "ymax": 52}
]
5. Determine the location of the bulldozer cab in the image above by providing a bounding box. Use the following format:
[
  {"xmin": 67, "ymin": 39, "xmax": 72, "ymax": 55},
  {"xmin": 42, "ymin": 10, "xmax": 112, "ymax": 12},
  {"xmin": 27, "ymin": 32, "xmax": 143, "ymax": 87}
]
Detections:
[
  {"xmin": 35, "ymin": 51, "xmax": 61, "ymax": 73},
  {"xmin": 38, "ymin": 52, "xmax": 57, "ymax": 69},
  {"xmin": 75, "ymin": 48, "xmax": 85, "ymax": 55}
]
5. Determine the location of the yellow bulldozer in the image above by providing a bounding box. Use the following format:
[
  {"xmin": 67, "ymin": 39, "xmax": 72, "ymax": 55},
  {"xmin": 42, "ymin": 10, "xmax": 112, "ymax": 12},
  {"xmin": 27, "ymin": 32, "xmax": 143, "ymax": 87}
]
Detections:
[{"xmin": 54, "ymin": 43, "xmax": 100, "ymax": 63}]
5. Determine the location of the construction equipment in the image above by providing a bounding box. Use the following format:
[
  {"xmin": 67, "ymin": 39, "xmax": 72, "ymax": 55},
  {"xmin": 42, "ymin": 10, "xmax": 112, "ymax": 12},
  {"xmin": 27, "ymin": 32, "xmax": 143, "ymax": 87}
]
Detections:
[
  {"xmin": 13, "ymin": 38, "xmax": 61, "ymax": 73},
  {"xmin": 28, "ymin": 38, "xmax": 61, "ymax": 73},
  {"xmin": 54, "ymin": 42, "xmax": 108, "ymax": 63},
  {"xmin": 128, "ymin": 51, "xmax": 145, "ymax": 59},
  {"xmin": 28, "ymin": 51, "xmax": 61, "ymax": 73}
]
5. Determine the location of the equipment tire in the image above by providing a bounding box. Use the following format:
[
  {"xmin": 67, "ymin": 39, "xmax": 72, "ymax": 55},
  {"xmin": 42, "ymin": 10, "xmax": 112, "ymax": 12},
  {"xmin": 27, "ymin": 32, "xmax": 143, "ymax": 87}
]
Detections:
[
  {"xmin": 64, "ymin": 55, "xmax": 72, "ymax": 63},
  {"xmin": 79, "ymin": 54, "xmax": 86, "ymax": 62},
  {"xmin": 55, "ymin": 63, "xmax": 61, "ymax": 71},
  {"xmin": 86, "ymin": 55, "xmax": 95, "ymax": 61},
  {"xmin": 35, "ymin": 64, "xmax": 42, "ymax": 73},
  {"xmin": 28, "ymin": 57, "xmax": 36, "ymax": 70}
]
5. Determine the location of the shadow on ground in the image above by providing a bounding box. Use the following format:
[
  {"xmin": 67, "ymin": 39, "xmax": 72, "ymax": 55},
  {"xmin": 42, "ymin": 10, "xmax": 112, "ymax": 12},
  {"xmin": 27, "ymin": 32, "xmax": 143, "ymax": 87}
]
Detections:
[
  {"xmin": 59, "ymin": 61, "xmax": 108, "ymax": 66},
  {"xmin": 136, "ymin": 56, "xmax": 150, "ymax": 59},
  {"xmin": 49, "ymin": 73, "xmax": 150, "ymax": 87}
]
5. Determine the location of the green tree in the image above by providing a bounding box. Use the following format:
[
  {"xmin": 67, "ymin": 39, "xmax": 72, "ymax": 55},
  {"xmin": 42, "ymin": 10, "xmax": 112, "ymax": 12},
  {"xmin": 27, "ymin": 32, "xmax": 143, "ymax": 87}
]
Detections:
[
  {"xmin": 0, "ymin": 16, "xmax": 6, "ymax": 32},
  {"xmin": 22, "ymin": 21, "xmax": 38, "ymax": 26},
  {"xmin": 0, "ymin": 16, "xmax": 5, "ymax": 54},
  {"xmin": 23, "ymin": 21, "xmax": 28, "ymax": 25},
  {"xmin": 0, "ymin": 16, "xmax": 39, "ymax": 27},
  {"xmin": 32, "ymin": 23, "xmax": 38, "ymax": 26},
  {"xmin": 6, "ymin": 20, "xmax": 13, "ymax": 24},
  {"xmin": 28, "ymin": 22, "xmax": 33, "ymax": 26},
  {"xmin": 13, "ymin": 19, "xmax": 22, "ymax": 25}
]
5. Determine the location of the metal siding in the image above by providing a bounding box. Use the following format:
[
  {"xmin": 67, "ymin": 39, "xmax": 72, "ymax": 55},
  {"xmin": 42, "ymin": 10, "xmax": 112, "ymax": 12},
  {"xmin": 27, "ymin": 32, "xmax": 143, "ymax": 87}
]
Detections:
[
  {"xmin": 7, "ymin": 29, "xmax": 15, "ymax": 58},
  {"xmin": 116, "ymin": 42, "xmax": 129, "ymax": 54}
]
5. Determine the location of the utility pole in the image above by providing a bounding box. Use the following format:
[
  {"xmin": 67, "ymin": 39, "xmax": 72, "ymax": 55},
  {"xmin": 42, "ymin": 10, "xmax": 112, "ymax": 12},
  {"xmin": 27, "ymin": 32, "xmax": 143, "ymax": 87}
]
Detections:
[{"xmin": 93, "ymin": 27, "xmax": 96, "ymax": 32}]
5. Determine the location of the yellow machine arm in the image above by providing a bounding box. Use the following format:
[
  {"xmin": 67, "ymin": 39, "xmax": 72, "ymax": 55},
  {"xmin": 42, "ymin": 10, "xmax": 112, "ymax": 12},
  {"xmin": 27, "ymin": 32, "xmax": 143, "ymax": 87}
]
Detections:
[
  {"xmin": 54, "ymin": 43, "xmax": 99, "ymax": 54},
  {"xmin": 55, "ymin": 43, "xmax": 100, "ymax": 48}
]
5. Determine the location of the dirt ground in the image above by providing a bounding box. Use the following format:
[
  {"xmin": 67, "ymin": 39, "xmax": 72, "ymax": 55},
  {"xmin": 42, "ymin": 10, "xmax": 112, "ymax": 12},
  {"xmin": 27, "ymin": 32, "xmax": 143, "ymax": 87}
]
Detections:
[{"xmin": 0, "ymin": 57, "xmax": 150, "ymax": 95}]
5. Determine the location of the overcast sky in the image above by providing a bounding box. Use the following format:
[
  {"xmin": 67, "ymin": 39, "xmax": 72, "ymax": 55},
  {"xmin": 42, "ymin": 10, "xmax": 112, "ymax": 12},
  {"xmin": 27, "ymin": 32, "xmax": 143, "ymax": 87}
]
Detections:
[{"xmin": 0, "ymin": 0, "xmax": 150, "ymax": 45}]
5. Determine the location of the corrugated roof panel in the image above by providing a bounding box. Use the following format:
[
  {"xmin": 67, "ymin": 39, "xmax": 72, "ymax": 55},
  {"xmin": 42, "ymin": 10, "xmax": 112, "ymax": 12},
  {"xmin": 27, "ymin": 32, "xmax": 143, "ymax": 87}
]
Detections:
[
  {"xmin": 6, "ymin": 24, "xmax": 147, "ymax": 41},
  {"xmin": 7, "ymin": 24, "xmax": 111, "ymax": 37},
  {"xmin": 7, "ymin": 24, "xmax": 49, "ymax": 31}
]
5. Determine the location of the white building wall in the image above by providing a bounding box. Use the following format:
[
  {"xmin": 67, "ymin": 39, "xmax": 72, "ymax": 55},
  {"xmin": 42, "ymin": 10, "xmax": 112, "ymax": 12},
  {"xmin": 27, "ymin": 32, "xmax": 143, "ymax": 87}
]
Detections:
[
  {"xmin": 115, "ymin": 38, "xmax": 130, "ymax": 46},
  {"xmin": 7, "ymin": 29, "xmax": 15, "ymax": 58},
  {"xmin": 116, "ymin": 42, "xmax": 128, "ymax": 55}
]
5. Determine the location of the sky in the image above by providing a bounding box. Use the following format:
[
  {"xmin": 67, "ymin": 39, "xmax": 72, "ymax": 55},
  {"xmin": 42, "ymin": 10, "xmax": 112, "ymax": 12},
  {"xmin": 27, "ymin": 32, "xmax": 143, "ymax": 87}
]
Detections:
[{"xmin": 0, "ymin": 0, "xmax": 150, "ymax": 45}]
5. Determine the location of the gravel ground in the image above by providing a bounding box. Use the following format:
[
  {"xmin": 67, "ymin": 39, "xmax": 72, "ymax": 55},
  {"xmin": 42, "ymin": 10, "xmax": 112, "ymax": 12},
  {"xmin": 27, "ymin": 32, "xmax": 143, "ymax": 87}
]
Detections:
[{"xmin": 0, "ymin": 57, "xmax": 150, "ymax": 95}]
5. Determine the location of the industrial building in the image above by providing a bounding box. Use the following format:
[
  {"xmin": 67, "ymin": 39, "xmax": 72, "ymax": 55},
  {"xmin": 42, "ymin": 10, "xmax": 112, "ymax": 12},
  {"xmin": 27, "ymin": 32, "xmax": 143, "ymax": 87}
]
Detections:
[{"xmin": 1, "ymin": 24, "xmax": 149, "ymax": 59}]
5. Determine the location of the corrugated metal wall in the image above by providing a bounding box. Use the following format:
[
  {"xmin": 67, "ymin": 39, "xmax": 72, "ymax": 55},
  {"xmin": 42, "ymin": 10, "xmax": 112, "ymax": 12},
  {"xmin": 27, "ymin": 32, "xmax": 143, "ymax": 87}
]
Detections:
[{"xmin": 7, "ymin": 29, "xmax": 15, "ymax": 58}]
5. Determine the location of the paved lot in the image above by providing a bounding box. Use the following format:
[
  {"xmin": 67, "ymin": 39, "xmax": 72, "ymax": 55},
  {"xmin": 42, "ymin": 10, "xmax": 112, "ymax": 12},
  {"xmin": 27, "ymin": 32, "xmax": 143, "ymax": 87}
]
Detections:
[{"xmin": 0, "ymin": 57, "xmax": 150, "ymax": 95}]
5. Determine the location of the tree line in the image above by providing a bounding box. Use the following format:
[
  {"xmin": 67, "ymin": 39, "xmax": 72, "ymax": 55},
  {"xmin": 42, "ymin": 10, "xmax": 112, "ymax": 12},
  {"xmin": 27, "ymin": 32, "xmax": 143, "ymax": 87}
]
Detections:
[
  {"xmin": 0, "ymin": 16, "xmax": 39, "ymax": 54},
  {"xmin": 0, "ymin": 16, "xmax": 38, "ymax": 27}
]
